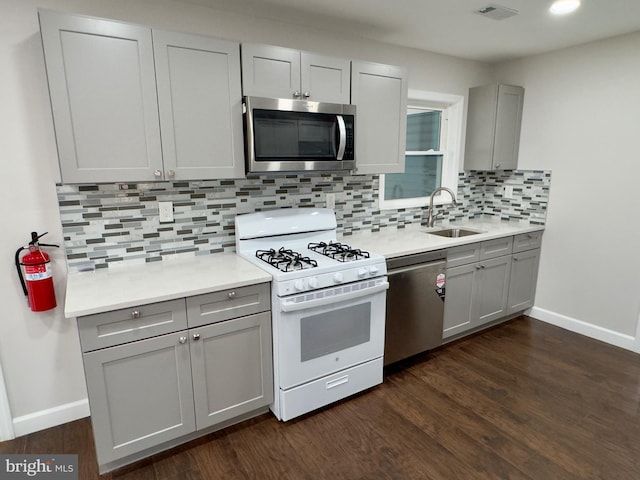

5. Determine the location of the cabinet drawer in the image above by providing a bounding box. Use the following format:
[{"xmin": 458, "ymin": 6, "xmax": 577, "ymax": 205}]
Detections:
[
  {"xmin": 78, "ymin": 299, "xmax": 187, "ymax": 352},
  {"xmin": 513, "ymin": 231, "xmax": 543, "ymax": 253},
  {"xmin": 447, "ymin": 244, "xmax": 481, "ymax": 268},
  {"xmin": 186, "ymin": 283, "xmax": 270, "ymax": 328},
  {"xmin": 480, "ymin": 236, "xmax": 514, "ymax": 260}
]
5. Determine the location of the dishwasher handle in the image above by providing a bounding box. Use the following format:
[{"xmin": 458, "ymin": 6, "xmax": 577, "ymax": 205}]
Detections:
[{"xmin": 387, "ymin": 259, "xmax": 446, "ymax": 276}]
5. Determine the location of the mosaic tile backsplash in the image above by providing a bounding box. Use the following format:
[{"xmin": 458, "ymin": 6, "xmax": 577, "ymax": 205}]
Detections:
[{"xmin": 57, "ymin": 169, "xmax": 550, "ymax": 271}]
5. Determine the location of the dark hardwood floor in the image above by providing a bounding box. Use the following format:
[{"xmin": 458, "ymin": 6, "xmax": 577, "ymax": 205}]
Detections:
[{"xmin": 3, "ymin": 316, "xmax": 640, "ymax": 479}]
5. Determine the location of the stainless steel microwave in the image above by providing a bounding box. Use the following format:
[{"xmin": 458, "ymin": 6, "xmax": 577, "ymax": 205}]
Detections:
[{"xmin": 243, "ymin": 96, "xmax": 355, "ymax": 173}]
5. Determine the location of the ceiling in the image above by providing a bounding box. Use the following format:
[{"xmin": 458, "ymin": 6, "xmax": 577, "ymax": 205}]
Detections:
[{"xmin": 182, "ymin": 0, "xmax": 640, "ymax": 63}]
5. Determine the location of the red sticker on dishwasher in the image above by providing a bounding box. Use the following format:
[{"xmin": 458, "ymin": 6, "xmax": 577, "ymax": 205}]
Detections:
[{"xmin": 436, "ymin": 273, "xmax": 446, "ymax": 288}]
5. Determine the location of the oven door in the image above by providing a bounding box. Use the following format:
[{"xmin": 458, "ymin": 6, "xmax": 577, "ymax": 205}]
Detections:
[{"xmin": 275, "ymin": 278, "xmax": 388, "ymax": 390}]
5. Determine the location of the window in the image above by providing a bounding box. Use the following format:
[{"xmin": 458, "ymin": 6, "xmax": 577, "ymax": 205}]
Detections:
[{"xmin": 379, "ymin": 90, "xmax": 464, "ymax": 210}]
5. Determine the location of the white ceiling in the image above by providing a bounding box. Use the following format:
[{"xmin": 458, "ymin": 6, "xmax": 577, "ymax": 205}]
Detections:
[{"xmin": 183, "ymin": 0, "xmax": 640, "ymax": 63}]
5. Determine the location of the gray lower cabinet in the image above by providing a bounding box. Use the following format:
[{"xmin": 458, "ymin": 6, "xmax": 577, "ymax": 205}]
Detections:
[
  {"xmin": 507, "ymin": 248, "xmax": 541, "ymax": 314},
  {"xmin": 443, "ymin": 255, "xmax": 511, "ymax": 339},
  {"xmin": 78, "ymin": 283, "xmax": 272, "ymax": 473},
  {"xmin": 191, "ymin": 312, "xmax": 273, "ymax": 429},
  {"xmin": 443, "ymin": 233, "xmax": 541, "ymax": 340},
  {"xmin": 83, "ymin": 331, "xmax": 196, "ymax": 465}
]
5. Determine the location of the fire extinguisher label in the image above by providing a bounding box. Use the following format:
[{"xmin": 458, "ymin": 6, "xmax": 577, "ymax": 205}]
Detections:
[{"xmin": 25, "ymin": 263, "xmax": 52, "ymax": 281}]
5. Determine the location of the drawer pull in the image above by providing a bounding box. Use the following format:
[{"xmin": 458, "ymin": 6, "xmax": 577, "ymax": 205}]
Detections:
[
  {"xmin": 192, "ymin": 333, "xmax": 201, "ymax": 341},
  {"xmin": 131, "ymin": 310, "xmax": 140, "ymax": 319},
  {"xmin": 179, "ymin": 336, "xmax": 187, "ymax": 344},
  {"xmin": 228, "ymin": 291, "xmax": 236, "ymax": 299},
  {"xmin": 326, "ymin": 375, "xmax": 349, "ymax": 390}
]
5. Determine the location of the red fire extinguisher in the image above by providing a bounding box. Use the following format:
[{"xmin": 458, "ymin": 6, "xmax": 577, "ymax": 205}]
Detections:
[{"xmin": 15, "ymin": 232, "xmax": 59, "ymax": 312}]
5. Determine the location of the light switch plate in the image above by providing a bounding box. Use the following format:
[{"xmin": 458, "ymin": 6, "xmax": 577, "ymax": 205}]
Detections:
[
  {"xmin": 504, "ymin": 186, "xmax": 514, "ymax": 199},
  {"xmin": 158, "ymin": 201, "xmax": 174, "ymax": 223}
]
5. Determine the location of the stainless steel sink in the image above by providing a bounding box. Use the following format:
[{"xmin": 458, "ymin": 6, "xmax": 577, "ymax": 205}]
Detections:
[{"xmin": 427, "ymin": 228, "xmax": 481, "ymax": 238}]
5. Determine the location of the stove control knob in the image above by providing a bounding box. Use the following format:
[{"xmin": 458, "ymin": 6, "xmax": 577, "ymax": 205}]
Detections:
[
  {"xmin": 333, "ymin": 272, "xmax": 344, "ymax": 284},
  {"xmin": 358, "ymin": 267, "xmax": 369, "ymax": 278},
  {"xmin": 308, "ymin": 277, "xmax": 319, "ymax": 289},
  {"xmin": 369, "ymin": 266, "xmax": 379, "ymax": 276},
  {"xmin": 294, "ymin": 279, "xmax": 306, "ymax": 291}
]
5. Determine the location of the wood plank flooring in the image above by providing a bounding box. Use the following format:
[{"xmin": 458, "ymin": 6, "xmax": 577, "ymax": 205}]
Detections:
[{"xmin": 2, "ymin": 316, "xmax": 640, "ymax": 479}]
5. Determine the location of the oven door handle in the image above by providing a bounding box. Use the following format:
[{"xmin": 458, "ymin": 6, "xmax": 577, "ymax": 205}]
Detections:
[{"xmin": 280, "ymin": 281, "xmax": 389, "ymax": 313}]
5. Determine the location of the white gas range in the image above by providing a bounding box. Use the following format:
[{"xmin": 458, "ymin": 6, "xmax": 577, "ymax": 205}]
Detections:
[{"xmin": 235, "ymin": 208, "xmax": 388, "ymax": 421}]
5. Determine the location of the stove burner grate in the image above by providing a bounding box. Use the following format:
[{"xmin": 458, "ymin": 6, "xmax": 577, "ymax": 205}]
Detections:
[
  {"xmin": 256, "ymin": 247, "xmax": 318, "ymax": 272},
  {"xmin": 308, "ymin": 241, "xmax": 371, "ymax": 262}
]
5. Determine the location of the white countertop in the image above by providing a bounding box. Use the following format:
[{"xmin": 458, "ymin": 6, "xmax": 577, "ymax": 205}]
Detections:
[
  {"xmin": 341, "ymin": 217, "xmax": 544, "ymax": 259},
  {"xmin": 65, "ymin": 217, "xmax": 543, "ymax": 318},
  {"xmin": 64, "ymin": 253, "xmax": 272, "ymax": 318}
]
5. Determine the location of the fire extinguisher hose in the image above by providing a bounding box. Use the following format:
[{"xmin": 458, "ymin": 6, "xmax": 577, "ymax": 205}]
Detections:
[{"xmin": 15, "ymin": 246, "xmax": 29, "ymax": 297}]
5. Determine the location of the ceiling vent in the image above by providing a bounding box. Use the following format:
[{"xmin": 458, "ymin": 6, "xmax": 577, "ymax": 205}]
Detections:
[{"xmin": 474, "ymin": 4, "xmax": 519, "ymax": 20}]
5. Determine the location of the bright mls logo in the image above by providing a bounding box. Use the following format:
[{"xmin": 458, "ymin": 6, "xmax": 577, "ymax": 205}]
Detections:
[{"xmin": 0, "ymin": 455, "xmax": 77, "ymax": 479}]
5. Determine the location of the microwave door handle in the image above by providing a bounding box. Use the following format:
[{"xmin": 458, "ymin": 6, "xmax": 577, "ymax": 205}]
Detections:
[{"xmin": 336, "ymin": 115, "xmax": 347, "ymax": 160}]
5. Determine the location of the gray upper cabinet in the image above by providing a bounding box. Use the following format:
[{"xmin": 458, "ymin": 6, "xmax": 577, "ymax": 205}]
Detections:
[
  {"xmin": 241, "ymin": 44, "xmax": 351, "ymax": 103},
  {"xmin": 39, "ymin": 11, "xmax": 245, "ymax": 183},
  {"xmin": 464, "ymin": 84, "xmax": 524, "ymax": 171},
  {"xmin": 351, "ymin": 61, "xmax": 408, "ymax": 174},
  {"xmin": 153, "ymin": 30, "xmax": 244, "ymax": 179},
  {"xmin": 39, "ymin": 11, "xmax": 163, "ymax": 183}
]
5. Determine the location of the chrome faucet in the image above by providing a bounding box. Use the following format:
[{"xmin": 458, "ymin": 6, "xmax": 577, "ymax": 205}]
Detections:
[{"xmin": 425, "ymin": 187, "xmax": 458, "ymax": 227}]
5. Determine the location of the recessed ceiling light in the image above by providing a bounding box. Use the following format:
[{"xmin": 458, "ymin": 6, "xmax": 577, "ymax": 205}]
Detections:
[{"xmin": 549, "ymin": 0, "xmax": 581, "ymax": 15}]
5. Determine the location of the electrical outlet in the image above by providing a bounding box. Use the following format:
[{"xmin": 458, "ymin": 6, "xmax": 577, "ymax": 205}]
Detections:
[
  {"xmin": 504, "ymin": 186, "xmax": 514, "ymax": 199},
  {"xmin": 158, "ymin": 201, "xmax": 174, "ymax": 223},
  {"xmin": 326, "ymin": 193, "xmax": 336, "ymax": 209}
]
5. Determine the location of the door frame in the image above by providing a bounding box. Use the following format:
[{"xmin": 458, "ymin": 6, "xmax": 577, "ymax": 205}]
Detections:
[{"xmin": 0, "ymin": 360, "xmax": 14, "ymax": 441}]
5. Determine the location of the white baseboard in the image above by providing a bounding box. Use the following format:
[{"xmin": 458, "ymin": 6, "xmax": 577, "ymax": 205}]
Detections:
[
  {"xmin": 12, "ymin": 398, "xmax": 90, "ymax": 437},
  {"xmin": 529, "ymin": 307, "xmax": 639, "ymax": 354}
]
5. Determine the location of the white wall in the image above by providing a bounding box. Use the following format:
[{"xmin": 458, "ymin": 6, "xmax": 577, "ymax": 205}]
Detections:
[
  {"xmin": 0, "ymin": 0, "xmax": 493, "ymax": 435},
  {"xmin": 496, "ymin": 32, "xmax": 640, "ymax": 349}
]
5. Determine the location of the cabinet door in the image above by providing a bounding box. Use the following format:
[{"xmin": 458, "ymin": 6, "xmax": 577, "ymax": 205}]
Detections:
[
  {"xmin": 154, "ymin": 30, "xmax": 244, "ymax": 179},
  {"xmin": 83, "ymin": 331, "xmax": 195, "ymax": 465},
  {"xmin": 493, "ymin": 85, "xmax": 524, "ymax": 170},
  {"xmin": 464, "ymin": 84, "xmax": 524, "ymax": 171},
  {"xmin": 351, "ymin": 61, "xmax": 408, "ymax": 174},
  {"xmin": 39, "ymin": 11, "xmax": 162, "ymax": 183},
  {"xmin": 473, "ymin": 256, "xmax": 511, "ymax": 326},
  {"xmin": 443, "ymin": 264, "xmax": 476, "ymax": 339},
  {"xmin": 190, "ymin": 312, "xmax": 273, "ymax": 430},
  {"xmin": 507, "ymin": 249, "xmax": 540, "ymax": 314},
  {"xmin": 301, "ymin": 52, "xmax": 351, "ymax": 103},
  {"xmin": 241, "ymin": 44, "xmax": 301, "ymax": 98}
]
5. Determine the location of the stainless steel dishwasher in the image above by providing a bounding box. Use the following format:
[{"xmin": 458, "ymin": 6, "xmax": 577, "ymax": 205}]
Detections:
[{"xmin": 384, "ymin": 250, "xmax": 447, "ymax": 365}]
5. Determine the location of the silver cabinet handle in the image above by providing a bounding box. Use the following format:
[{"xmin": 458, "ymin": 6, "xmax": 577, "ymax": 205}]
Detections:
[
  {"xmin": 167, "ymin": 170, "xmax": 175, "ymax": 179},
  {"xmin": 154, "ymin": 170, "xmax": 162, "ymax": 178},
  {"xmin": 513, "ymin": 257, "xmax": 519, "ymax": 261},
  {"xmin": 495, "ymin": 163, "xmax": 501, "ymax": 169},
  {"xmin": 131, "ymin": 310, "xmax": 140, "ymax": 319},
  {"xmin": 192, "ymin": 333, "xmax": 200, "ymax": 341},
  {"xmin": 228, "ymin": 291, "xmax": 236, "ymax": 299},
  {"xmin": 475, "ymin": 265, "xmax": 482, "ymax": 270},
  {"xmin": 303, "ymin": 91, "xmax": 310, "ymax": 98},
  {"xmin": 179, "ymin": 336, "xmax": 187, "ymax": 344},
  {"xmin": 293, "ymin": 91, "xmax": 301, "ymax": 98}
]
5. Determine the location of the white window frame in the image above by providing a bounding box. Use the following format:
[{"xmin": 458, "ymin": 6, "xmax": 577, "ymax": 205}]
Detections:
[{"xmin": 379, "ymin": 89, "xmax": 464, "ymax": 210}]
